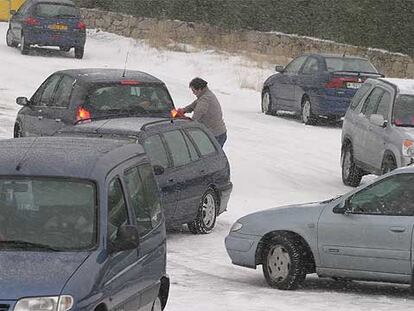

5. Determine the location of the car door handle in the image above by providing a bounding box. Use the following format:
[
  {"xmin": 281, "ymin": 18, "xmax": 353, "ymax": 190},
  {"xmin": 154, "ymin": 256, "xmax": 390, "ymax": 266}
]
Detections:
[
  {"xmin": 168, "ymin": 178, "xmax": 174, "ymax": 183},
  {"xmin": 37, "ymin": 116, "xmax": 43, "ymax": 120},
  {"xmin": 200, "ymin": 169, "xmax": 205, "ymax": 174},
  {"xmin": 389, "ymin": 226, "xmax": 406, "ymax": 233},
  {"xmin": 55, "ymin": 118, "xmax": 61, "ymax": 122}
]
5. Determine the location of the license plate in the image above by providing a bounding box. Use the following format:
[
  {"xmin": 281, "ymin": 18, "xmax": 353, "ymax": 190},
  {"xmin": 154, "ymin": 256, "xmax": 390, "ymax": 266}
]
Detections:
[
  {"xmin": 48, "ymin": 24, "xmax": 68, "ymax": 31},
  {"xmin": 346, "ymin": 82, "xmax": 362, "ymax": 89}
]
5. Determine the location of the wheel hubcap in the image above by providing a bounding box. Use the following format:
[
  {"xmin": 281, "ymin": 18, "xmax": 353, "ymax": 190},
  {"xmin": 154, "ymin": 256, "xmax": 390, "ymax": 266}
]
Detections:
[
  {"xmin": 267, "ymin": 245, "xmax": 291, "ymax": 281},
  {"xmin": 262, "ymin": 93, "xmax": 270, "ymax": 113},
  {"xmin": 343, "ymin": 150, "xmax": 352, "ymax": 179},
  {"xmin": 202, "ymin": 193, "xmax": 216, "ymax": 227},
  {"xmin": 302, "ymin": 102, "xmax": 311, "ymax": 123}
]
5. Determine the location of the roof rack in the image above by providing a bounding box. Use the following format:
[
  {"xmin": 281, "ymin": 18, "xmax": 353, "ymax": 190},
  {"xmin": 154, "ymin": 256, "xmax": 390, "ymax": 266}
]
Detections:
[{"xmin": 140, "ymin": 117, "xmax": 192, "ymax": 131}]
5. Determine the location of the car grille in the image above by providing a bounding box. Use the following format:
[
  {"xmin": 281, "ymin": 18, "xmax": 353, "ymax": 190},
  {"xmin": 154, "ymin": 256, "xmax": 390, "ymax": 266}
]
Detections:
[{"xmin": 0, "ymin": 304, "xmax": 9, "ymax": 311}]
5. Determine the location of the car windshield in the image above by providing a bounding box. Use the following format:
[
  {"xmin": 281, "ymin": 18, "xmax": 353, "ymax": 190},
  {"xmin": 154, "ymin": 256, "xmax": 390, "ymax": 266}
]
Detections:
[
  {"xmin": 35, "ymin": 4, "xmax": 80, "ymax": 18},
  {"xmin": 0, "ymin": 177, "xmax": 97, "ymax": 251},
  {"xmin": 325, "ymin": 57, "xmax": 377, "ymax": 73},
  {"xmin": 393, "ymin": 95, "xmax": 414, "ymax": 127},
  {"xmin": 85, "ymin": 83, "xmax": 174, "ymax": 116}
]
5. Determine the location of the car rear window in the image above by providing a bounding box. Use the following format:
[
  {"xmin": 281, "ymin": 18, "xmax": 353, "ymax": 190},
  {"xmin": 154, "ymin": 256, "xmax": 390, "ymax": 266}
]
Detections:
[
  {"xmin": 85, "ymin": 83, "xmax": 174, "ymax": 116},
  {"xmin": 393, "ymin": 95, "xmax": 414, "ymax": 126},
  {"xmin": 325, "ymin": 57, "xmax": 377, "ymax": 73},
  {"xmin": 35, "ymin": 4, "xmax": 80, "ymax": 18}
]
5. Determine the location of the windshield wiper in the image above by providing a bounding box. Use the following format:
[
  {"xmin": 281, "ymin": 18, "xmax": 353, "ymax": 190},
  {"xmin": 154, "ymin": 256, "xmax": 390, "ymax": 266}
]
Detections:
[
  {"xmin": 321, "ymin": 195, "xmax": 343, "ymax": 204},
  {"xmin": 0, "ymin": 240, "xmax": 61, "ymax": 251}
]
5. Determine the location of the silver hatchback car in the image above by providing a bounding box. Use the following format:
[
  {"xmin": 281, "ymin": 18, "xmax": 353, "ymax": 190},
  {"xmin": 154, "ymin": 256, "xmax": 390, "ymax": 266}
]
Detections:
[
  {"xmin": 341, "ymin": 78, "xmax": 414, "ymax": 186},
  {"xmin": 225, "ymin": 167, "xmax": 414, "ymax": 291}
]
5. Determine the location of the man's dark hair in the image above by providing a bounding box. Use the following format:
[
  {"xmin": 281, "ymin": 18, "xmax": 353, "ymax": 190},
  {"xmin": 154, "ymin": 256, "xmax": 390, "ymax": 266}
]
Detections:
[{"xmin": 189, "ymin": 77, "xmax": 208, "ymax": 90}]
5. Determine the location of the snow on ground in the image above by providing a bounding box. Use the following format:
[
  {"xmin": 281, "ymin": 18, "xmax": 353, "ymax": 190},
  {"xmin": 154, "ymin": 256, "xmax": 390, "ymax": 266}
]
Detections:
[{"xmin": 1, "ymin": 23, "xmax": 413, "ymax": 310}]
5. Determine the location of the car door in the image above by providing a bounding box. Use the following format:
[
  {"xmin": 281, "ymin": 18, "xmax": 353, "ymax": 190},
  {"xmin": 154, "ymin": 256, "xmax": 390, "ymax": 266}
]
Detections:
[
  {"xmin": 39, "ymin": 75, "xmax": 76, "ymax": 136},
  {"xmin": 123, "ymin": 163, "xmax": 165, "ymax": 310},
  {"xmin": 269, "ymin": 55, "xmax": 307, "ymax": 110},
  {"xmin": 318, "ymin": 173, "xmax": 414, "ymax": 276},
  {"xmin": 142, "ymin": 133, "xmax": 178, "ymax": 222},
  {"xmin": 295, "ymin": 56, "xmax": 322, "ymax": 111},
  {"xmin": 353, "ymin": 87, "xmax": 384, "ymax": 168},
  {"xmin": 162, "ymin": 129, "xmax": 203, "ymax": 224},
  {"xmin": 20, "ymin": 74, "xmax": 61, "ymax": 136},
  {"xmin": 102, "ymin": 176, "xmax": 141, "ymax": 311}
]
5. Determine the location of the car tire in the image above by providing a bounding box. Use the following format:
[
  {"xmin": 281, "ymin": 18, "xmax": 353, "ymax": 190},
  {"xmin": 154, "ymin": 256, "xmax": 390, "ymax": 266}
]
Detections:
[
  {"xmin": 14, "ymin": 123, "xmax": 23, "ymax": 138},
  {"xmin": 20, "ymin": 33, "xmax": 29, "ymax": 55},
  {"xmin": 262, "ymin": 89, "xmax": 274, "ymax": 115},
  {"xmin": 381, "ymin": 155, "xmax": 397, "ymax": 175},
  {"xmin": 6, "ymin": 28, "xmax": 18, "ymax": 48},
  {"xmin": 341, "ymin": 144, "xmax": 363, "ymax": 187},
  {"xmin": 74, "ymin": 46, "xmax": 84, "ymax": 59},
  {"xmin": 151, "ymin": 296, "xmax": 162, "ymax": 311},
  {"xmin": 301, "ymin": 98, "xmax": 316, "ymax": 125},
  {"xmin": 262, "ymin": 234, "xmax": 306, "ymax": 290},
  {"xmin": 187, "ymin": 189, "xmax": 218, "ymax": 234}
]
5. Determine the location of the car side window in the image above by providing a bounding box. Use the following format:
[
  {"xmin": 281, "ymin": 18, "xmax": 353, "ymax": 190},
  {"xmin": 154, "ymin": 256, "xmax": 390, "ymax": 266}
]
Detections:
[
  {"xmin": 52, "ymin": 76, "xmax": 74, "ymax": 108},
  {"xmin": 182, "ymin": 130, "xmax": 199, "ymax": 161},
  {"xmin": 375, "ymin": 91, "xmax": 391, "ymax": 120},
  {"xmin": 349, "ymin": 83, "xmax": 372, "ymax": 110},
  {"xmin": 124, "ymin": 165, "xmax": 161, "ymax": 236},
  {"xmin": 38, "ymin": 75, "xmax": 62, "ymax": 107},
  {"xmin": 163, "ymin": 130, "xmax": 192, "ymax": 167},
  {"xmin": 143, "ymin": 134, "xmax": 170, "ymax": 168},
  {"xmin": 361, "ymin": 87, "xmax": 384, "ymax": 117},
  {"xmin": 301, "ymin": 57, "xmax": 319, "ymax": 75},
  {"xmin": 187, "ymin": 128, "xmax": 217, "ymax": 156},
  {"xmin": 348, "ymin": 173, "xmax": 414, "ymax": 216},
  {"xmin": 284, "ymin": 56, "xmax": 307, "ymax": 74},
  {"xmin": 107, "ymin": 178, "xmax": 129, "ymax": 243}
]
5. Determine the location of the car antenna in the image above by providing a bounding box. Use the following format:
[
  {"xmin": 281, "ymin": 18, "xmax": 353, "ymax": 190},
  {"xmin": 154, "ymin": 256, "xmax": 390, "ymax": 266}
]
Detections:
[
  {"xmin": 15, "ymin": 137, "xmax": 39, "ymax": 171},
  {"xmin": 122, "ymin": 51, "xmax": 130, "ymax": 78}
]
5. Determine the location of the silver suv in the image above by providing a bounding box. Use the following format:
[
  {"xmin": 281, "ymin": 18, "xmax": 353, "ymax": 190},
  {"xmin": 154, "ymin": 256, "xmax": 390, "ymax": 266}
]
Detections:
[{"xmin": 341, "ymin": 78, "xmax": 414, "ymax": 186}]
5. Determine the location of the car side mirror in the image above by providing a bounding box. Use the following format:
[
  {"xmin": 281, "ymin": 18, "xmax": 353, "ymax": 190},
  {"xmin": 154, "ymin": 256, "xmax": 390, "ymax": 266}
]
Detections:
[
  {"xmin": 10, "ymin": 10, "xmax": 16, "ymax": 15},
  {"xmin": 16, "ymin": 97, "xmax": 29, "ymax": 106},
  {"xmin": 109, "ymin": 225, "xmax": 140, "ymax": 253},
  {"xmin": 153, "ymin": 165, "xmax": 165, "ymax": 176},
  {"xmin": 370, "ymin": 114, "xmax": 387, "ymax": 128},
  {"xmin": 275, "ymin": 65, "xmax": 285, "ymax": 73},
  {"xmin": 333, "ymin": 199, "xmax": 351, "ymax": 215}
]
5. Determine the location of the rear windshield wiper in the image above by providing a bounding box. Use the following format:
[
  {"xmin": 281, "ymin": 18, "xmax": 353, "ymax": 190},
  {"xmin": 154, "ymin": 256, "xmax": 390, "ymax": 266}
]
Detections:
[
  {"xmin": 0, "ymin": 240, "xmax": 61, "ymax": 251},
  {"xmin": 55, "ymin": 14, "xmax": 78, "ymax": 18}
]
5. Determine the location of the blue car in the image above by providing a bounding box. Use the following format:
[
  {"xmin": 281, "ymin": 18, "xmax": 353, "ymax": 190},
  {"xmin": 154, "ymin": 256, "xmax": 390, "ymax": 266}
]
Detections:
[
  {"xmin": 261, "ymin": 53, "xmax": 382, "ymax": 124},
  {"xmin": 6, "ymin": 0, "xmax": 86, "ymax": 58},
  {"xmin": 0, "ymin": 136, "xmax": 169, "ymax": 311}
]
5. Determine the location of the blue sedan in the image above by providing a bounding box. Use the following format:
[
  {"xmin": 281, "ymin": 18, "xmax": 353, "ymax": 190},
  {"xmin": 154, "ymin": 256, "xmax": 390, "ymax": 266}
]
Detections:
[
  {"xmin": 261, "ymin": 53, "xmax": 382, "ymax": 124},
  {"xmin": 225, "ymin": 166, "xmax": 414, "ymax": 291}
]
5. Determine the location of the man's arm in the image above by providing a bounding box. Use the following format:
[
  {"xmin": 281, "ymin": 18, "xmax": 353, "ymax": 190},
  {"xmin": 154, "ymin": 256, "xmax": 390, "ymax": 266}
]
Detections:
[
  {"xmin": 192, "ymin": 97, "xmax": 209, "ymax": 121},
  {"xmin": 182, "ymin": 100, "xmax": 197, "ymax": 113}
]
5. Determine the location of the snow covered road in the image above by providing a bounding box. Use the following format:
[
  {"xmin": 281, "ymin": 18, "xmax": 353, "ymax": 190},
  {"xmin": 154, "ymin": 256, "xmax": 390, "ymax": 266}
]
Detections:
[{"xmin": 1, "ymin": 23, "xmax": 413, "ymax": 310}]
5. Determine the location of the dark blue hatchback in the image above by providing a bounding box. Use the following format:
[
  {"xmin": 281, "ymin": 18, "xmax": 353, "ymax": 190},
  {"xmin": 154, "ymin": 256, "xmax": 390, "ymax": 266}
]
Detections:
[
  {"xmin": 261, "ymin": 53, "xmax": 383, "ymax": 124},
  {"xmin": 6, "ymin": 0, "xmax": 86, "ymax": 58}
]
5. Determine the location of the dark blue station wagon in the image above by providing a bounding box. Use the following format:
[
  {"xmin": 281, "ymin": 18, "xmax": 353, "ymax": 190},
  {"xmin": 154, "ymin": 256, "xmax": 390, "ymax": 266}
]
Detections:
[
  {"xmin": 0, "ymin": 136, "xmax": 169, "ymax": 311},
  {"xmin": 6, "ymin": 0, "xmax": 86, "ymax": 58}
]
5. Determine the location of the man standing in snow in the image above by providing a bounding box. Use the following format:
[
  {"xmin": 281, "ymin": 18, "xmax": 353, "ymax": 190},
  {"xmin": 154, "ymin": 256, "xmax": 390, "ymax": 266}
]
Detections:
[{"xmin": 178, "ymin": 77, "xmax": 227, "ymax": 147}]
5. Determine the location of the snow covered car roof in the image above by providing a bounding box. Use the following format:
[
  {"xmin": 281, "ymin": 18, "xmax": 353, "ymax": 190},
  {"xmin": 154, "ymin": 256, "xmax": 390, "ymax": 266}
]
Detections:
[{"xmin": 380, "ymin": 78, "xmax": 414, "ymax": 95}]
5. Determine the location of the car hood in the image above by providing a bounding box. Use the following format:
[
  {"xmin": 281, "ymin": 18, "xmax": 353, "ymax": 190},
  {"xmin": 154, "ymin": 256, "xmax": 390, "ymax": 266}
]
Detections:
[
  {"xmin": 394, "ymin": 126, "xmax": 414, "ymax": 139},
  {"xmin": 237, "ymin": 201, "xmax": 329, "ymax": 236},
  {"xmin": 0, "ymin": 251, "xmax": 89, "ymax": 300}
]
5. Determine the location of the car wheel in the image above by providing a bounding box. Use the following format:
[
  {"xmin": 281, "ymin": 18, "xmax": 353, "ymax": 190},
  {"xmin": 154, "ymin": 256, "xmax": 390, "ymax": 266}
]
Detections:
[
  {"xmin": 187, "ymin": 189, "xmax": 218, "ymax": 234},
  {"xmin": 6, "ymin": 28, "xmax": 18, "ymax": 48},
  {"xmin": 20, "ymin": 33, "xmax": 29, "ymax": 55},
  {"xmin": 262, "ymin": 89, "xmax": 274, "ymax": 115},
  {"xmin": 151, "ymin": 296, "xmax": 162, "ymax": 311},
  {"xmin": 60, "ymin": 47, "xmax": 71, "ymax": 52},
  {"xmin": 14, "ymin": 123, "xmax": 23, "ymax": 138},
  {"xmin": 301, "ymin": 98, "xmax": 316, "ymax": 125},
  {"xmin": 341, "ymin": 144, "xmax": 363, "ymax": 187},
  {"xmin": 74, "ymin": 46, "xmax": 84, "ymax": 59},
  {"xmin": 262, "ymin": 234, "xmax": 306, "ymax": 290},
  {"xmin": 381, "ymin": 155, "xmax": 397, "ymax": 175}
]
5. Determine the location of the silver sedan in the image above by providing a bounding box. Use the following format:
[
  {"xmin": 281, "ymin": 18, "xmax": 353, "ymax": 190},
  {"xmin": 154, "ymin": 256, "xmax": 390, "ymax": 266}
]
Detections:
[{"xmin": 225, "ymin": 166, "xmax": 414, "ymax": 291}]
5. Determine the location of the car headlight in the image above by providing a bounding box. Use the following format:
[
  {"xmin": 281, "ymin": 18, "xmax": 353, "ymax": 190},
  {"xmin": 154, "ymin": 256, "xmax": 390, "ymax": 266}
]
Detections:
[
  {"xmin": 14, "ymin": 296, "xmax": 73, "ymax": 311},
  {"xmin": 403, "ymin": 140, "xmax": 414, "ymax": 157},
  {"xmin": 230, "ymin": 222, "xmax": 243, "ymax": 232}
]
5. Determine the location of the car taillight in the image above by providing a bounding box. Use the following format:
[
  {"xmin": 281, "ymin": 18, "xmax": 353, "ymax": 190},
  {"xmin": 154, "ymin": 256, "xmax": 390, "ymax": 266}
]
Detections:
[
  {"xmin": 24, "ymin": 17, "xmax": 39, "ymax": 26},
  {"xmin": 120, "ymin": 80, "xmax": 140, "ymax": 85},
  {"xmin": 76, "ymin": 107, "xmax": 91, "ymax": 121},
  {"xmin": 325, "ymin": 77, "xmax": 359, "ymax": 89},
  {"xmin": 76, "ymin": 21, "xmax": 86, "ymax": 30}
]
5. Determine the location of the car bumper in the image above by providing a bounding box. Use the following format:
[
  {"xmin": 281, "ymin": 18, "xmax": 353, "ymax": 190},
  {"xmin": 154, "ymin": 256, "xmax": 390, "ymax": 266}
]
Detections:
[
  {"xmin": 310, "ymin": 90, "xmax": 354, "ymax": 118},
  {"xmin": 24, "ymin": 28, "xmax": 86, "ymax": 47},
  {"xmin": 401, "ymin": 156, "xmax": 414, "ymax": 167},
  {"xmin": 225, "ymin": 232, "xmax": 260, "ymax": 269},
  {"xmin": 218, "ymin": 182, "xmax": 233, "ymax": 215}
]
